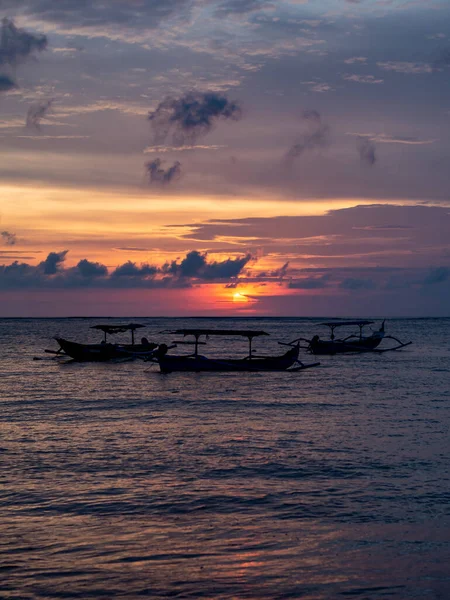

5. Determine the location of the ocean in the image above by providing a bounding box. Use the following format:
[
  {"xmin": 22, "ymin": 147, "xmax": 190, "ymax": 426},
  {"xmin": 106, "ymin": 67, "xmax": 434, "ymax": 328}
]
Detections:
[{"xmin": 1, "ymin": 317, "xmax": 449, "ymax": 599}]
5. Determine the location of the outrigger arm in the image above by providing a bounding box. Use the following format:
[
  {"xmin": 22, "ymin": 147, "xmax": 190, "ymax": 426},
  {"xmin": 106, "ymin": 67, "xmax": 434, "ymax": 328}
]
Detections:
[{"xmin": 366, "ymin": 336, "xmax": 412, "ymax": 353}]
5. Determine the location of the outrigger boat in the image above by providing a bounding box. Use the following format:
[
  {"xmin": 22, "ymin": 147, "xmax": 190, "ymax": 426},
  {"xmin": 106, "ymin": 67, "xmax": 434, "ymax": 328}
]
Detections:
[
  {"xmin": 50, "ymin": 323, "xmax": 158, "ymax": 362},
  {"xmin": 153, "ymin": 328, "xmax": 320, "ymax": 373},
  {"xmin": 284, "ymin": 320, "xmax": 411, "ymax": 356}
]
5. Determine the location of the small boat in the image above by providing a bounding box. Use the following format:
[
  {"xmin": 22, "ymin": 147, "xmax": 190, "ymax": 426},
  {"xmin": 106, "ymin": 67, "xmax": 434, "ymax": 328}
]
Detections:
[
  {"xmin": 51, "ymin": 323, "xmax": 158, "ymax": 361},
  {"xmin": 285, "ymin": 320, "xmax": 411, "ymax": 356},
  {"xmin": 153, "ymin": 328, "xmax": 320, "ymax": 373}
]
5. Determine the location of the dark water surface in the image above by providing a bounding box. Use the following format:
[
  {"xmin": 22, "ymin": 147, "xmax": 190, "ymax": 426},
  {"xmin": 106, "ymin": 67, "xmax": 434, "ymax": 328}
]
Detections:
[{"xmin": 1, "ymin": 318, "xmax": 449, "ymax": 599}]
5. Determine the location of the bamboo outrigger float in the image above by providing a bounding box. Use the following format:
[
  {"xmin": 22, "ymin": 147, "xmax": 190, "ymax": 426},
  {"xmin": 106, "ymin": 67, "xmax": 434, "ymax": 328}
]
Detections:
[
  {"xmin": 284, "ymin": 320, "xmax": 411, "ymax": 356},
  {"xmin": 153, "ymin": 328, "xmax": 320, "ymax": 373},
  {"xmin": 50, "ymin": 323, "xmax": 158, "ymax": 361}
]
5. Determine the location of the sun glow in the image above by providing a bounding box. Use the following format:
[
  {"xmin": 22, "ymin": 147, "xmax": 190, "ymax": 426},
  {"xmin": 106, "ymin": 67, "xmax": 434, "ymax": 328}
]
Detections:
[{"xmin": 232, "ymin": 291, "xmax": 249, "ymax": 303}]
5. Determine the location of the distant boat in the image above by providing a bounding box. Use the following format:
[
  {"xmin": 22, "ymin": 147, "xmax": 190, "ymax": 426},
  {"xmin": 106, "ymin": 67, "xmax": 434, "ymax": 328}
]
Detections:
[
  {"xmin": 153, "ymin": 328, "xmax": 320, "ymax": 373},
  {"xmin": 51, "ymin": 323, "xmax": 158, "ymax": 361},
  {"xmin": 285, "ymin": 320, "xmax": 411, "ymax": 356}
]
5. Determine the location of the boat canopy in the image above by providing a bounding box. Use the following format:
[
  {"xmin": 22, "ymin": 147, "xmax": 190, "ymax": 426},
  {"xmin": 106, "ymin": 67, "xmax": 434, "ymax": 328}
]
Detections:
[
  {"xmin": 90, "ymin": 323, "xmax": 145, "ymax": 344},
  {"xmin": 91, "ymin": 323, "xmax": 145, "ymax": 334},
  {"xmin": 162, "ymin": 328, "xmax": 269, "ymax": 357},
  {"xmin": 164, "ymin": 328, "xmax": 269, "ymax": 338},
  {"xmin": 320, "ymin": 320, "xmax": 374, "ymax": 328}
]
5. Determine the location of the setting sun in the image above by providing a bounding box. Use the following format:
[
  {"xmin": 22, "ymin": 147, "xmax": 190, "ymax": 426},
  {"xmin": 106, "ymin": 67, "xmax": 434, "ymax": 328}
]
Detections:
[{"xmin": 233, "ymin": 292, "xmax": 249, "ymax": 303}]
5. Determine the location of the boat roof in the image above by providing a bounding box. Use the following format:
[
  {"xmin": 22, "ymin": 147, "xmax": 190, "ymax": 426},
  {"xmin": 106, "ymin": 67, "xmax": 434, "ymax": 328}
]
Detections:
[
  {"xmin": 165, "ymin": 328, "xmax": 269, "ymax": 338},
  {"xmin": 321, "ymin": 320, "xmax": 374, "ymax": 328},
  {"xmin": 91, "ymin": 323, "xmax": 145, "ymax": 334}
]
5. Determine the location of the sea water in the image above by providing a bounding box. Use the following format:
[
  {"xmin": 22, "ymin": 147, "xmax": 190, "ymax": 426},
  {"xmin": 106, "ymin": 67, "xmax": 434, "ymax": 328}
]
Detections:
[{"xmin": 0, "ymin": 317, "xmax": 449, "ymax": 599}]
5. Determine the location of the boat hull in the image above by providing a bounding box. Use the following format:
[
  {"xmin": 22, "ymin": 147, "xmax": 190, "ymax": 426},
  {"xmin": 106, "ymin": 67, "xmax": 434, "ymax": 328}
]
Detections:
[
  {"xmin": 158, "ymin": 346, "xmax": 300, "ymax": 373},
  {"xmin": 309, "ymin": 336, "xmax": 383, "ymax": 355},
  {"xmin": 55, "ymin": 338, "xmax": 157, "ymax": 361}
]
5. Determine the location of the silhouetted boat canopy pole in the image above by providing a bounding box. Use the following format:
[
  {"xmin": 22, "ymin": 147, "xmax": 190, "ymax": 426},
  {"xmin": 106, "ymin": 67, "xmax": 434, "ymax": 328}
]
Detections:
[
  {"xmin": 162, "ymin": 329, "xmax": 269, "ymax": 336},
  {"xmin": 91, "ymin": 323, "xmax": 145, "ymax": 344},
  {"xmin": 320, "ymin": 321, "xmax": 374, "ymax": 327},
  {"xmin": 320, "ymin": 320, "xmax": 374, "ymax": 340},
  {"xmin": 160, "ymin": 328, "xmax": 269, "ymax": 358}
]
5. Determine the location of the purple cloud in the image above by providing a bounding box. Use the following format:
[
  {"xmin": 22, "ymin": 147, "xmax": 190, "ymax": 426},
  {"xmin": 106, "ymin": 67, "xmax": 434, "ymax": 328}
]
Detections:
[
  {"xmin": 145, "ymin": 159, "xmax": 181, "ymax": 184},
  {"xmin": 148, "ymin": 91, "xmax": 242, "ymax": 147}
]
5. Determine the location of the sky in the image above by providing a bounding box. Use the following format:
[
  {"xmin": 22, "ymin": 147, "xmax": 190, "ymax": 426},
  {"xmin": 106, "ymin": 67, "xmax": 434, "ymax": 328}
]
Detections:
[{"xmin": 0, "ymin": 0, "xmax": 449, "ymax": 317}]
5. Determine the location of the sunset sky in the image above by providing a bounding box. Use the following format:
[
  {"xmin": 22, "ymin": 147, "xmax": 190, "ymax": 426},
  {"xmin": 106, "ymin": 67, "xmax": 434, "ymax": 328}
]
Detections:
[{"xmin": 0, "ymin": 0, "xmax": 449, "ymax": 317}]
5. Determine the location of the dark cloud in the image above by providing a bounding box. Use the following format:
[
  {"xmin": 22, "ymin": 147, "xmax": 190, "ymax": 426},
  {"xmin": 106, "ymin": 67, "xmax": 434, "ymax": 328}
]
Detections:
[
  {"xmin": 0, "ymin": 249, "xmax": 252, "ymax": 289},
  {"xmin": 148, "ymin": 92, "xmax": 242, "ymax": 147},
  {"xmin": 40, "ymin": 250, "xmax": 67, "ymax": 275},
  {"xmin": 0, "ymin": 261, "xmax": 34, "ymax": 286},
  {"xmin": 357, "ymin": 136, "xmax": 376, "ymax": 166},
  {"xmin": 202, "ymin": 254, "xmax": 251, "ymax": 280},
  {"xmin": 77, "ymin": 258, "xmax": 108, "ymax": 277},
  {"xmin": 1, "ymin": 230, "xmax": 16, "ymax": 245},
  {"xmin": 258, "ymin": 262, "xmax": 290, "ymax": 282},
  {"xmin": 286, "ymin": 110, "xmax": 330, "ymax": 161},
  {"xmin": 0, "ymin": 18, "xmax": 47, "ymax": 68},
  {"xmin": 0, "ymin": 251, "xmax": 69, "ymax": 287},
  {"xmin": 423, "ymin": 266, "xmax": 449, "ymax": 285},
  {"xmin": 302, "ymin": 110, "xmax": 322, "ymax": 124},
  {"xmin": 288, "ymin": 274, "xmax": 331, "ymax": 289},
  {"xmin": 163, "ymin": 250, "xmax": 206, "ymax": 277},
  {"xmin": 0, "ymin": 0, "xmax": 191, "ymax": 32},
  {"xmin": 433, "ymin": 47, "xmax": 450, "ymax": 69},
  {"xmin": 114, "ymin": 247, "xmax": 152, "ymax": 252},
  {"xmin": 111, "ymin": 251, "xmax": 250, "ymax": 282},
  {"xmin": 215, "ymin": 0, "xmax": 273, "ymax": 16},
  {"xmin": 26, "ymin": 99, "xmax": 53, "ymax": 130},
  {"xmin": 0, "ymin": 73, "xmax": 15, "ymax": 91},
  {"xmin": 339, "ymin": 277, "xmax": 376, "ymax": 290},
  {"xmin": 162, "ymin": 250, "xmax": 251, "ymax": 280},
  {"xmin": 271, "ymin": 261, "xmax": 289, "ymax": 279},
  {"xmin": 0, "ymin": 18, "xmax": 47, "ymax": 91},
  {"xmin": 112, "ymin": 261, "xmax": 158, "ymax": 278},
  {"xmin": 145, "ymin": 158, "xmax": 181, "ymax": 184}
]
